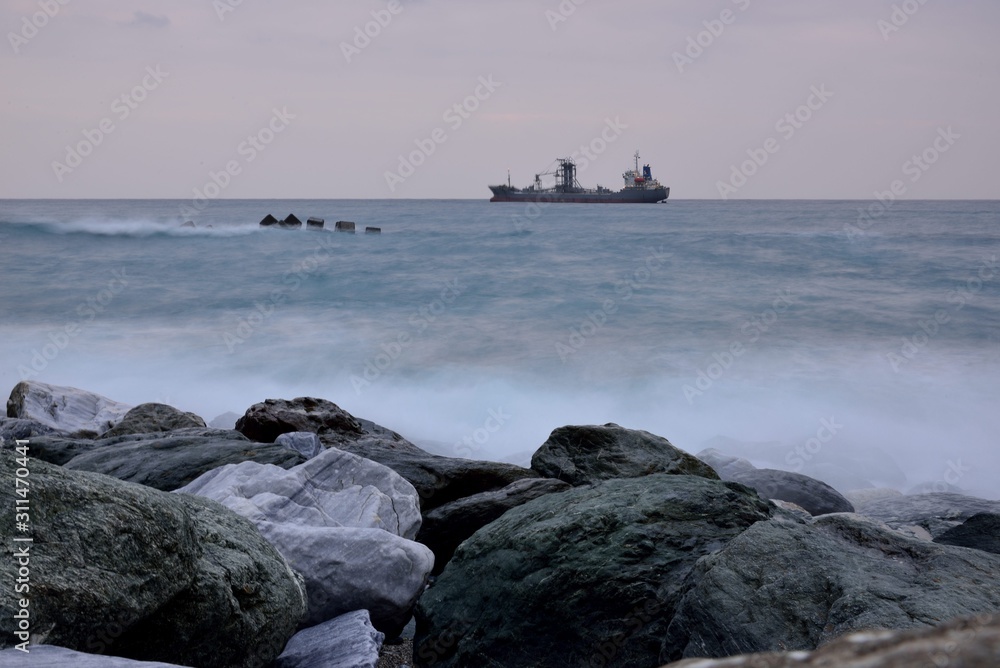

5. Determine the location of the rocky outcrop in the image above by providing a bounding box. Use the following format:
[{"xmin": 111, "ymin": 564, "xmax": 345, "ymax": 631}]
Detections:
[
  {"xmin": 855, "ymin": 492, "xmax": 1000, "ymax": 539},
  {"xmin": 414, "ymin": 474, "xmax": 775, "ymax": 668},
  {"xmin": 177, "ymin": 446, "xmax": 433, "ymax": 635},
  {"xmin": 934, "ymin": 513, "xmax": 1000, "ymax": 555},
  {"xmin": 662, "ymin": 513, "xmax": 1000, "ymax": 661},
  {"xmin": 724, "ymin": 468, "xmax": 855, "ymax": 516},
  {"xmin": 276, "ymin": 431, "xmax": 324, "ymax": 459},
  {"xmin": 417, "ymin": 477, "xmax": 571, "ymax": 574},
  {"xmin": 60, "ymin": 428, "xmax": 306, "ymax": 491},
  {"xmin": 530, "ymin": 423, "xmax": 719, "ymax": 486},
  {"xmin": 661, "ymin": 613, "xmax": 1000, "ymax": 667},
  {"xmin": 6, "ymin": 381, "xmax": 131, "ymax": 438},
  {"xmin": 0, "ymin": 451, "xmax": 306, "ymax": 668},
  {"xmin": 273, "ymin": 610, "xmax": 384, "ymax": 668},
  {"xmin": 236, "ymin": 397, "xmax": 538, "ymax": 510},
  {"xmin": 99, "ymin": 403, "xmax": 206, "ymax": 438}
]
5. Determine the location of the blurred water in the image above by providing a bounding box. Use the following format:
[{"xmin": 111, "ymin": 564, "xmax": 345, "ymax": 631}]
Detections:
[{"xmin": 1, "ymin": 198, "xmax": 998, "ymax": 497}]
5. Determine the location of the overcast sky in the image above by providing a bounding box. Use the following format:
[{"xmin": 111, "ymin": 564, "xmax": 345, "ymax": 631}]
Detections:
[{"xmin": 2, "ymin": 0, "xmax": 998, "ymax": 199}]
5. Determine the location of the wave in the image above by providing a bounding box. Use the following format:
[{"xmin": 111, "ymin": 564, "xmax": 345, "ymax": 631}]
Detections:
[{"xmin": 1, "ymin": 218, "xmax": 263, "ymax": 239}]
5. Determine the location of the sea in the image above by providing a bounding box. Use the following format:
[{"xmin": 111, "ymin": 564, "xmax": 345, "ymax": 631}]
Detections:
[{"xmin": 1, "ymin": 199, "xmax": 998, "ymax": 498}]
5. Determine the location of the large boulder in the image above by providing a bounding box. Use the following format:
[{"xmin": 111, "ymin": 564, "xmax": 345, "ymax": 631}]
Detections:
[
  {"xmin": 177, "ymin": 446, "xmax": 433, "ymax": 635},
  {"xmin": 99, "ymin": 403, "xmax": 206, "ymax": 438},
  {"xmin": 273, "ymin": 610, "xmax": 384, "ymax": 668},
  {"xmin": 60, "ymin": 428, "xmax": 306, "ymax": 491},
  {"xmin": 661, "ymin": 613, "xmax": 1000, "ymax": 667},
  {"xmin": 934, "ymin": 513, "xmax": 1000, "ymax": 555},
  {"xmin": 0, "ymin": 451, "xmax": 306, "ymax": 668},
  {"xmin": 417, "ymin": 477, "xmax": 571, "ymax": 574},
  {"xmin": 855, "ymin": 492, "xmax": 1000, "ymax": 539},
  {"xmin": 6, "ymin": 381, "xmax": 131, "ymax": 438},
  {"xmin": 414, "ymin": 474, "xmax": 775, "ymax": 668},
  {"xmin": 0, "ymin": 645, "xmax": 189, "ymax": 666},
  {"xmin": 661, "ymin": 513, "xmax": 1000, "ymax": 661},
  {"xmin": 236, "ymin": 397, "xmax": 539, "ymax": 510},
  {"xmin": 724, "ymin": 468, "xmax": 855, "ymax": 516},
  {"xmin": 530, "ymin": 423, "xmax": 719, "ymax": 486}
]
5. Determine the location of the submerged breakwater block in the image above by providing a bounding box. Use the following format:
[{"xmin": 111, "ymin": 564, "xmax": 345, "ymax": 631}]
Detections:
[
  {"xmin": 259, "ymin": 214, "xmax": 279, "ymax": 227},
  {"xmin": 307, "ymin": 217, "xmax": 325, "ymax": 230},
  {"xmin": 280, "ymin": 214, "xmax": 303, "ymax": 229},
  {"xmin": 365, "ymin": 227, "xmax": 381, "ymax": 234},
  {"xmin": 335, "ymin": 221, "xmax": 356, "ymax": 233}
]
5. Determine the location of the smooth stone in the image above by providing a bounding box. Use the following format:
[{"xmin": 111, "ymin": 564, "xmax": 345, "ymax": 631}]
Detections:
[
  {"xmin": 276, "ymin": 431, "xmax": 324, "ymax": 459},
  {"xmin": 662, "ymin": 513, "xmax": 1000, "ymax": 661},
  {"xmin": 61, "ymin": 428, "xmax": 306, "ymax": 491},
  {"xmin": 933, "ymin": 512, "xmax": 1000, "ymax": 554},
  {"xmin": 417, "ymin": 477, "xmax": 571, "ymax": 574},
  {"xmin": 414, "ymin": 474, "xmax": 774, "ymax": 667},
  {"xmin": 724, "ymin": 468, "xmax": 855, "ymax": 516},
  {"xmin": 99, "ymin": 402, "xmax": 206, "ymax": 438},
  {"xmin": 6, "ymin": 380, "xmax": 132, "ymax": 438},
  {"xmin": 855, "ymin": 492, "xmax": 1000, "ymax": 539},
  {"xmin": 530, "ymin": 423, "xmax": 719, "ymax": 486},
  {"xmin": 272, "ymin": 610, "xmax": 384, "ymax": 668},
  {"xmin": 0, "ymin": 451, "xmax": 306, "ymax": 667}
]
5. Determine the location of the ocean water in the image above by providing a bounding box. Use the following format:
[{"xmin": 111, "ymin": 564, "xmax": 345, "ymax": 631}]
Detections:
[{"xmin": 1, "ymin": 199, "xmax": 998, "ymax": 497}]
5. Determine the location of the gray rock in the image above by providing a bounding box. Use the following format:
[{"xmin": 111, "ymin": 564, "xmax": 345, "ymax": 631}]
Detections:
[
  {"xmin": 177, "ymin": 446, "xmax": 433, "ymax": 635},
  {"xmin": 0, "ymin": 417, "xmax": 56, "ymax": 445},
  {"xmin": 276, "ymin": 431, "xmax": 324, "ymax": 459},
  {"xmin": 414, "ymin": 474, "xmax": 775, "ymax": 668},
  {"xmin": 0, "ymin": 451, "xmax": 306, "ymax": 668},
  {"xmin": 6, "ymin": 381, "xmax": 131, "ymax": 438},
  {"xmin": 236, "ymin": 397, "xmax": 539, "ymax": 510},
  {"xmin": 417, "ymin": 477, "xmax": 571, "ymax": 574},
  {"xmin": 724, "ymin": 468, "xmax": 855, "ymax": 516},
  {"xmin": 855, "ymin": 492, "xmax": 1000, "ymax": 539},
  {"xmin": 662, "ymin": 513, "xmax": 1000, "ymax": 661},
  {"xmin": 695, "ymin": 448, "xmax": 756, "ymax": 477},
  {"xmin": 62, "ymin": 428, "xmax": 306, "ymax": 491},
  {"xmin": 934, "ymin": 513, "xmax": 1000, "ymax": 555},
  {"xmin": 273, "ymin": 610, "xmax": 384, "ymax": 668},
  {"xmin": 530, "ymin": 423, "xmax": 719, "ymax": 486},
  {"xmin": 661, "ymin": 613, "xmax": 1000, "ymax": 668},
  {"xmin": 99, "ymin": 403, "xmax": 206, "ymax": 438},
  {"xmin": 0, "ymin": 645, "xmax": 189, "ymax": 666}
]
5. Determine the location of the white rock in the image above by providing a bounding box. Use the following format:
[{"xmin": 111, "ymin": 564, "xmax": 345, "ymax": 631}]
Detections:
[
  {"xmin": 0, "ymin": 645, "xmax": 187, "ymax": 667},
  {"xmin": 273, "ymin": 609, "xmax": 384, "ymax": 668},
  {"xmin": 276, "ymin": 431, "xmax": 324, "ymax": 459},
  {"xmin": 6, "ymin": 381, "xmax": 131, "ymax": 437}
]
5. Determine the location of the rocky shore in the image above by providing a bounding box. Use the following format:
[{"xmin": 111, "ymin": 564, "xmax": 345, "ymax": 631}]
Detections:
[{"xmin": 2, "ymin": 380, "xmax": 999, "ymax": 667}]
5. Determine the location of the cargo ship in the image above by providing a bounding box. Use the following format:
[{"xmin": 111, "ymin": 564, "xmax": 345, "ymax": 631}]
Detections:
[{"xmin": 489, "ymin": 151, "xmax": 669, "ymax": 204}]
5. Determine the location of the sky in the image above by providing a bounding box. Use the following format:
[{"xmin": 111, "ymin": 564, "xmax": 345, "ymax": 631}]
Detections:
[{"xmin": 1, "ymin": 0, "xmax": 998, "ymax": 200}]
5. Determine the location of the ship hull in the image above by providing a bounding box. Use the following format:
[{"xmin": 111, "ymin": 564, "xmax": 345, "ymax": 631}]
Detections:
[{"xmin": 489, "ymin": 186, "xmax": 669, "ymax": 204}]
